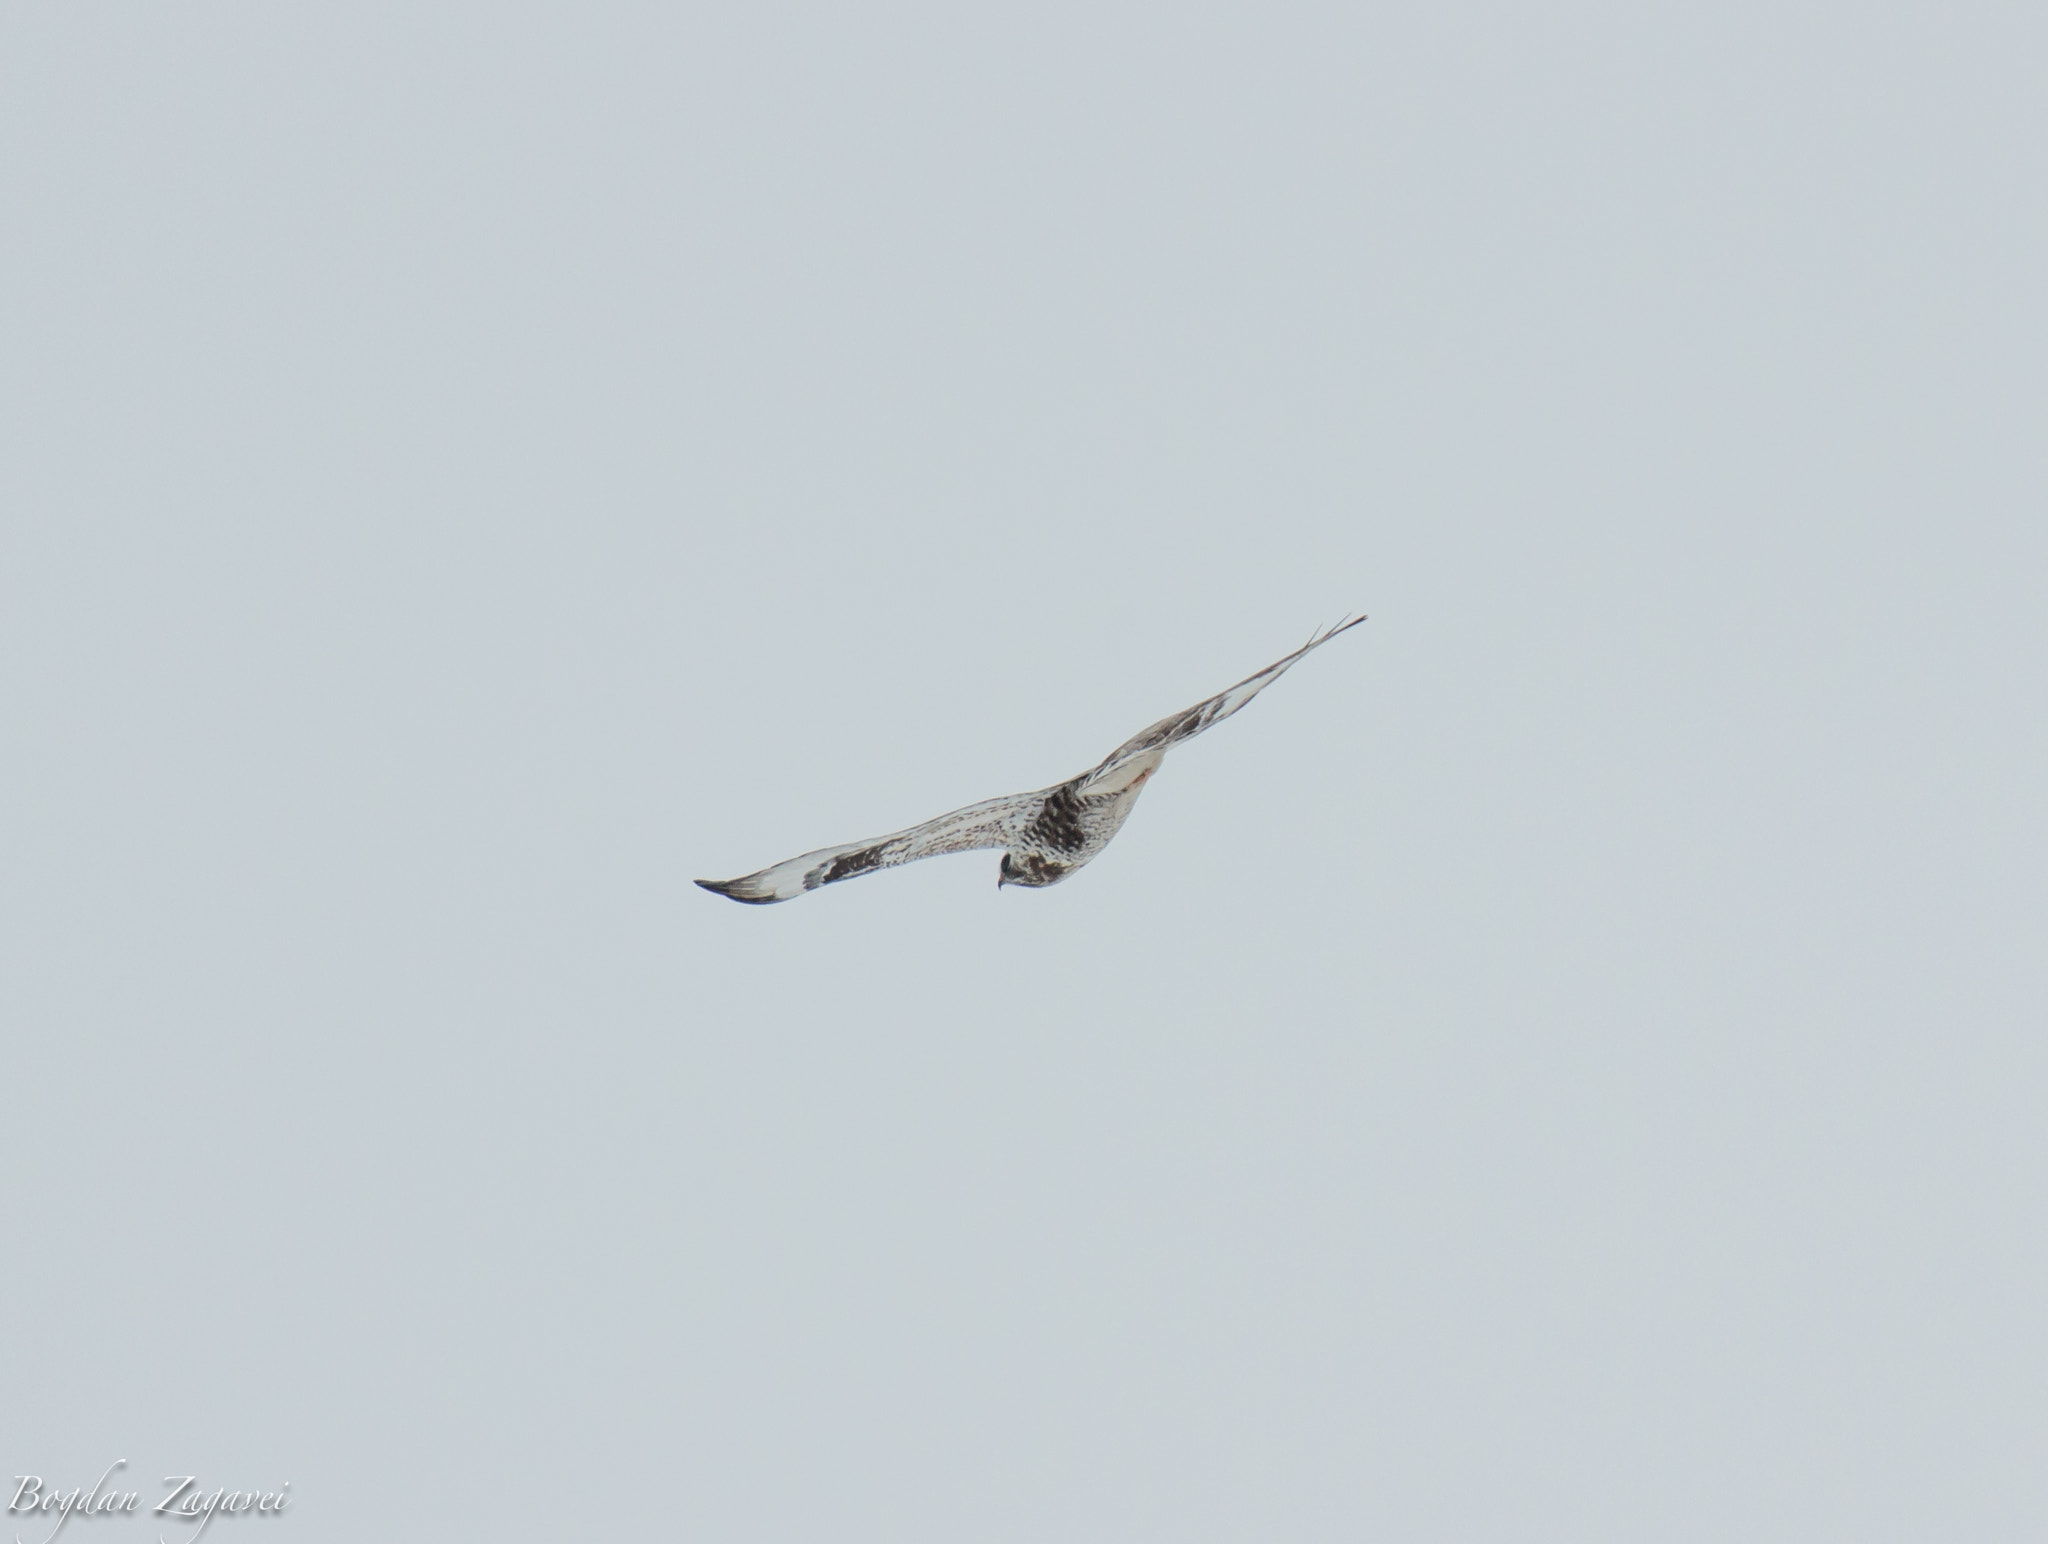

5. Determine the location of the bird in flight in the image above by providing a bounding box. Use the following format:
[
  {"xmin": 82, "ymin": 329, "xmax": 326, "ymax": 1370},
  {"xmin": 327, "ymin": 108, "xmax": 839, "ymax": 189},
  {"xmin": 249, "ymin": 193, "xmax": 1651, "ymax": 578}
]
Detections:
[{"xmin": 697, "ymin": 616, "xmax": 1367, "ymax": 905}]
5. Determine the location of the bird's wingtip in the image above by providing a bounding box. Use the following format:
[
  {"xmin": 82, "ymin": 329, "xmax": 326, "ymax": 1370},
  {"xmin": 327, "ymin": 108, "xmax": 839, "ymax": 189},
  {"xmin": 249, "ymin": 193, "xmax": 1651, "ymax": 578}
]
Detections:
[{"xmin": 696, "ymin": 877, "xmax": 781, "ymax": 905}]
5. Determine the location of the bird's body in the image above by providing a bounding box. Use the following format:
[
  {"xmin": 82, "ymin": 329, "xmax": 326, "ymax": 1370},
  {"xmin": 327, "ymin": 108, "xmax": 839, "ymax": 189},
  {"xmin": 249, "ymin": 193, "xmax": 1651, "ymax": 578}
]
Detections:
[
  {"xmin": 697, "ymin": 616, "xmax": 1364, "ymax": 905},
  {"xmin": 994, "ymin": 745, "xmax": 1163, "ymax": 889}
]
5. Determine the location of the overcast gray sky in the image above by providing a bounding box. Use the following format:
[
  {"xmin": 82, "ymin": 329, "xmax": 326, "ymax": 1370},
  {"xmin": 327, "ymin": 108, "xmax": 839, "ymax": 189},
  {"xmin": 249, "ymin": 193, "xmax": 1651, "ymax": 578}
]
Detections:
[{"xmin": 3, "ymin": 3, "xmax": 2044, "ymax": 1540}]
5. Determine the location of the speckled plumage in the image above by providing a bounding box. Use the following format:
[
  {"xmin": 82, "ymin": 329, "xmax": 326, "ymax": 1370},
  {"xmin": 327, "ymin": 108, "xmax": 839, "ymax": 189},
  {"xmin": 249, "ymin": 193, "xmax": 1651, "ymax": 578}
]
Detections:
[{"xmin": 696, "ymin": 616, "xmax": 1365, "ymax": 904}]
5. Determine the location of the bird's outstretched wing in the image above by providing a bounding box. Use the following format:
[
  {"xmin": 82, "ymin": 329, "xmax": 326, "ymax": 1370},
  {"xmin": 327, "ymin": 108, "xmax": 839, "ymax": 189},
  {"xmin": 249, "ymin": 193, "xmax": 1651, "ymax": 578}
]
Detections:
[
  {"xmin": 695, "ymin": 790, "xmax": 1045, "ymax": 904},
  {"xmin": 1079, "ymin": 614, "xmax": 1366, "ymax": 792}
]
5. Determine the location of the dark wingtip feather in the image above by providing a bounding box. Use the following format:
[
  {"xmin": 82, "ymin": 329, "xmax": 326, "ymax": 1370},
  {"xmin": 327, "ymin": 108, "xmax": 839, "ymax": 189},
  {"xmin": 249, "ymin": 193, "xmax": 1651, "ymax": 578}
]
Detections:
[
  {"xmin": 1308, "ymin": 613, "xmax": 1368, "ymax": 648},
  {"xmin": 696, "ymin": 877, "xmax": 778, "ymax": 905}
]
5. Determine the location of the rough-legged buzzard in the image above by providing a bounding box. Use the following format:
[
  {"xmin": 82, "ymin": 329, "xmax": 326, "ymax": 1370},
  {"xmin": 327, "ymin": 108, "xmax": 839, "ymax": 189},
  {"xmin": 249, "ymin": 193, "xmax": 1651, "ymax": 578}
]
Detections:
[{"xmin": 697, "ymin": 616, "xmax": 1366, "ymax": 904}]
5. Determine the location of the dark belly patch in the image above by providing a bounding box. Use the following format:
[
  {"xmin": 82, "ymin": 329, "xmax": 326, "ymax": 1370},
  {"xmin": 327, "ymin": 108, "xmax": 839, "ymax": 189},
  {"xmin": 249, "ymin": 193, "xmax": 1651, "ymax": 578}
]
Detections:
[{"xmin": 1028, "ymin": 784, "xmax": 1088, "ymax": 855}]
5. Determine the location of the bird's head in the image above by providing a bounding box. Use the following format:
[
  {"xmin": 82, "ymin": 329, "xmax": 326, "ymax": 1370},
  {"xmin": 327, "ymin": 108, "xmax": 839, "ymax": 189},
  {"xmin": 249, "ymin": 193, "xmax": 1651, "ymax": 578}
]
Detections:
[{"xmin": 998, "ymin": 853, "xmax": 1071, "ymax": 889}]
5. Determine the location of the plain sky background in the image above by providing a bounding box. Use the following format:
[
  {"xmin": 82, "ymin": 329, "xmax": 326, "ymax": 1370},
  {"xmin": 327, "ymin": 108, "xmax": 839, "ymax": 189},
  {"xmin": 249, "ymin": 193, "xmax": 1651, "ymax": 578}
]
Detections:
[{"xmin": 3, "ymin": 3, "xmax": 2044, "ymax": 1540}]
